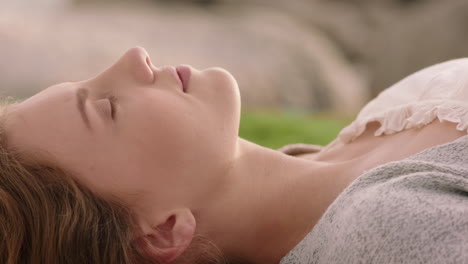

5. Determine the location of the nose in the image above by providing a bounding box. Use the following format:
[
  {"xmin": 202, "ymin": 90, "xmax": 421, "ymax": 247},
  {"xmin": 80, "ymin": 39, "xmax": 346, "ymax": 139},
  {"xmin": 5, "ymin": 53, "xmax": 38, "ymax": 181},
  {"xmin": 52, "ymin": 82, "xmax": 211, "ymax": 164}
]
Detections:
[{"xmin": 94, "ymin": 46, "xmax": 155, "ymax": 85}]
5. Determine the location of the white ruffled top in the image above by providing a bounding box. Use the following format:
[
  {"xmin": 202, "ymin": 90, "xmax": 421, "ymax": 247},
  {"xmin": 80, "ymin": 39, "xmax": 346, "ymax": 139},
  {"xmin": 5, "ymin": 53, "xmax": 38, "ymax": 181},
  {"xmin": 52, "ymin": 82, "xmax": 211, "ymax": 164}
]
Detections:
[{"xmin": 335, "ymin": 58, "xmax": 468, "ymax": 145}]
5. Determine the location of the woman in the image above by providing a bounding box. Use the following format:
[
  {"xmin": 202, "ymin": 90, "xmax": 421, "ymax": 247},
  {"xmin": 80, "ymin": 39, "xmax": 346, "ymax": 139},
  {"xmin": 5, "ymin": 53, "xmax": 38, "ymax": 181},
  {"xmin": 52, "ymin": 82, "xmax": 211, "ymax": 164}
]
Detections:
[{"xmin": 1, "ymin": 46, "xmax": 467, "ymax": 264}]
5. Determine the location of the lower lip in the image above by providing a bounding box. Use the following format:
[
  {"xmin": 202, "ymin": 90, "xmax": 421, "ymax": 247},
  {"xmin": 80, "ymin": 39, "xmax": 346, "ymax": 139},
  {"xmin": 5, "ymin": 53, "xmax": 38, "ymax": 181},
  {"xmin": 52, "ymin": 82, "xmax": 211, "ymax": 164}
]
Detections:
[{"xmin": 176, "ymin": 65, "xmax": 191, "ymax": 93}]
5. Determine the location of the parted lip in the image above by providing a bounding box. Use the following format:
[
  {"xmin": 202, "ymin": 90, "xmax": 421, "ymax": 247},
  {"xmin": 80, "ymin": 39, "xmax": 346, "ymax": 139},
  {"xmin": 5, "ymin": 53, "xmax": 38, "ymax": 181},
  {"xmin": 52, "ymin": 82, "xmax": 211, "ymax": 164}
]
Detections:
[
  {"xmin": 149, "ymin": 64, "xmax": 190, "ymax": 93},
  {"xmin": 176, "ymin": 65, "xmax": 191, "ymax": 93},
  {"xmin": 159, "ymin": 66, "xmax": 185, "ymax": 92}
]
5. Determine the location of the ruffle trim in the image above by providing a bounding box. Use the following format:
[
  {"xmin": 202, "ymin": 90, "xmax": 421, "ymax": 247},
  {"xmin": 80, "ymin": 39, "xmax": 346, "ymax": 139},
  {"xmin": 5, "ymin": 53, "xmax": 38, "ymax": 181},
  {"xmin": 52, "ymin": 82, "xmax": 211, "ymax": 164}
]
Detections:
[{"xmin": 336, "ymin": 100, "xmax": 468, "ymax": 144}]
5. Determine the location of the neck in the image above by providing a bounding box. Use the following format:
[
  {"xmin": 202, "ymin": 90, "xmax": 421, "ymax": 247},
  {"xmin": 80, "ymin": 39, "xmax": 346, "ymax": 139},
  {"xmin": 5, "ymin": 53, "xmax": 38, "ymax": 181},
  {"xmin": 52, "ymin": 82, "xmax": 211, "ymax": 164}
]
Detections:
[{"xmin": 196, "ymin": 138, "xmax": 358, "ymax": 264}]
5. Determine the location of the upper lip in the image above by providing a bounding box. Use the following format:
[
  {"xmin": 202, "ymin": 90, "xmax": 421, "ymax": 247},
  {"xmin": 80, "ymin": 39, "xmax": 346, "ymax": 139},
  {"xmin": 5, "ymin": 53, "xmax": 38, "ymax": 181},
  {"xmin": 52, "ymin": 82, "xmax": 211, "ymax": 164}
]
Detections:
[
  {"xmin": 175, "ymin": 68, "xmax": 186, "ymax": 93},
  {"xmin": 176, "ymin": 65, "xmax": 191, "ymax": 93},
  {"xmin": 154, "ymin": 66, "xmax": 185, "ymax": 92}
]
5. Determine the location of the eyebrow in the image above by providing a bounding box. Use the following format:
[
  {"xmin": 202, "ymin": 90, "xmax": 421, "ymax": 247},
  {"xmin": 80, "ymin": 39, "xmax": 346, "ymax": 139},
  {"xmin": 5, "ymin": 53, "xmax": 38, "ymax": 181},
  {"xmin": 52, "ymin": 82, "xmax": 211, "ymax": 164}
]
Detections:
[{"xmin": 76, "ymin": 87, "xmax": 92, "ymax": 129}]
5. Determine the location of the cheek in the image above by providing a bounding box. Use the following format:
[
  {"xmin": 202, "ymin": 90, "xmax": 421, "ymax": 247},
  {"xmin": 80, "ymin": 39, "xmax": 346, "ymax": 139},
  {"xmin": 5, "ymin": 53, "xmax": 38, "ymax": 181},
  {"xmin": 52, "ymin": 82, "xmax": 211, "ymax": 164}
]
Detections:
[
  {"xmin": 123, "ymin": 101, "xmax": 203, "ymax": 168},
  {"xmin": 121, "ymin": 75, "xmax": 240, "ymax": 173}
]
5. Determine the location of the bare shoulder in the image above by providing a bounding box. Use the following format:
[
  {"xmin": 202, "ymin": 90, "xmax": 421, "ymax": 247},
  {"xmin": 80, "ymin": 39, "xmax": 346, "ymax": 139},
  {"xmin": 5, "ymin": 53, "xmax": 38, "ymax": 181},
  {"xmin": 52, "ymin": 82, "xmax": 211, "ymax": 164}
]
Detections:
[{"xmin": 303, "ymin": 120, "xmax": 467, "ymax": 165}]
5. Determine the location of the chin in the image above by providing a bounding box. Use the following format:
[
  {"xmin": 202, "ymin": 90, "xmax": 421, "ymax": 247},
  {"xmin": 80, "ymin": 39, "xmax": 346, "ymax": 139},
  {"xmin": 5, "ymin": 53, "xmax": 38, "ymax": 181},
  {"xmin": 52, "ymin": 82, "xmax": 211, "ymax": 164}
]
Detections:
[{"xmin": 207, "ymin": 66, "xmax": 239, "ymax": 93}]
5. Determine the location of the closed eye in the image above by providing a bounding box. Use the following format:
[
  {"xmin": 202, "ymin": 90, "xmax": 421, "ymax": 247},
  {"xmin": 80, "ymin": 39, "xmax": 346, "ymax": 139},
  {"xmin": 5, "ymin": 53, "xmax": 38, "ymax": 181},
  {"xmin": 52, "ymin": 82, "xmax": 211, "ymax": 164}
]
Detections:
[{"xmin": 108, "ymin": 95, "xmax": 117, "ymax": 120}]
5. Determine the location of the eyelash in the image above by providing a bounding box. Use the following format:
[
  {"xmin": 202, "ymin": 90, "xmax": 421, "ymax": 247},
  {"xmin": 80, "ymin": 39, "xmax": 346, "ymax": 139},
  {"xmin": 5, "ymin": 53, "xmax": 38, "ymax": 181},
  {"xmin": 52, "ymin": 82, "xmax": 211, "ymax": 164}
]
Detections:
[{"xmin": 108, "ymin": 96, "xmax": 117, "ymax": 119}]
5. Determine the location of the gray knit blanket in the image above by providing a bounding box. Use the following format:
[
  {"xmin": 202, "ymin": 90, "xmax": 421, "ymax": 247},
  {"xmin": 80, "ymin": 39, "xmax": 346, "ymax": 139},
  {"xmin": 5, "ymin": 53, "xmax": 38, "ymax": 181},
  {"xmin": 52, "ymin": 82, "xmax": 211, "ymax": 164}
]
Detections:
[{"xmin": 279, "ymin": 135, "xmax": 468, "ymax": 264}]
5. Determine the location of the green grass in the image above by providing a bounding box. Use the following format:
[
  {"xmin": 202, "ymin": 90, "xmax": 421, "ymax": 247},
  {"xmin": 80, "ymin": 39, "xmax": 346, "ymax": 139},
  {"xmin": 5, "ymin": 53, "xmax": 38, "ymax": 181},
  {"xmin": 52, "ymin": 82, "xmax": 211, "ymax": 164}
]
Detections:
[{"xmin": 239, "ymin": 110, "xmax": 353, "ymax": 149}]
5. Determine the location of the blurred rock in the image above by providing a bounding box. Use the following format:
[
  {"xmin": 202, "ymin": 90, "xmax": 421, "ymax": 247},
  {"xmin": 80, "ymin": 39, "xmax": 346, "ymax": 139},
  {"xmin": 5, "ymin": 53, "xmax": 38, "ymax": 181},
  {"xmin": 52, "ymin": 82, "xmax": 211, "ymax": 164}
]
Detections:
[{"xmin": 269, "ymin": 0, "xmax": 468, "ymax": 96}]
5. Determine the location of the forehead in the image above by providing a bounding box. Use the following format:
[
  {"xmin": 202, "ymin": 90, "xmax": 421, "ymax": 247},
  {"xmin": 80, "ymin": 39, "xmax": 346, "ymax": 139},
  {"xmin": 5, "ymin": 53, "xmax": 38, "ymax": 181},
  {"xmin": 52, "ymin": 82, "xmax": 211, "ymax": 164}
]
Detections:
[
  {"xmin": 5, "ymin": 83, "xmax": 86, "ymax": 154},
  {"xmin": 14, "ymin": 83, "xmax": 75, "ymax": 114}
]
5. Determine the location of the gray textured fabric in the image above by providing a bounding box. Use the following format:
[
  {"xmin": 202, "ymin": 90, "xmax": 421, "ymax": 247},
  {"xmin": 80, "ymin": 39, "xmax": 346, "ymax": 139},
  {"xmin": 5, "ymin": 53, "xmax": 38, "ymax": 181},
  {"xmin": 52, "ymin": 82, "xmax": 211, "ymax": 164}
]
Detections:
[{"xmin": 279, "ymin": 135, "xmax": 468, "ymax": 264}]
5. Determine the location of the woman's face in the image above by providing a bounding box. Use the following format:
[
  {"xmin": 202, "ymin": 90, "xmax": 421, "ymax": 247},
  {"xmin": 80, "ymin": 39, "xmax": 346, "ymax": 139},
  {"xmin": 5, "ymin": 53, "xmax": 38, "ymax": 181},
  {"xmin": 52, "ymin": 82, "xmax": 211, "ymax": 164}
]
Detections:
[{"xmin": 5, "ymin": 47, "xmax": 241, "ymax": 213}]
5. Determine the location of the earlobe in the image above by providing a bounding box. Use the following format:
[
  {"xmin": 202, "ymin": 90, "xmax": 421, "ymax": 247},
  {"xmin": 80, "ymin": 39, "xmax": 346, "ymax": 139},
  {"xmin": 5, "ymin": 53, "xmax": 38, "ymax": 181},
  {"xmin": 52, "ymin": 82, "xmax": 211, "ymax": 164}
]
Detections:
[{"xmin": 133, "ymin": 208, "xmax": 196, "ymax": 263}]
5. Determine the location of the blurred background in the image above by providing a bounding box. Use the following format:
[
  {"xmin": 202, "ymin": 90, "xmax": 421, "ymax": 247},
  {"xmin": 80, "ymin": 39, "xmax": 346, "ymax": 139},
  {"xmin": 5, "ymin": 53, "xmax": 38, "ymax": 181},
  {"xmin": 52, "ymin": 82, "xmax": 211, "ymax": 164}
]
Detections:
[{"xmin": 2, "ymin": 0, "xmax": 468, "ymax": 148}]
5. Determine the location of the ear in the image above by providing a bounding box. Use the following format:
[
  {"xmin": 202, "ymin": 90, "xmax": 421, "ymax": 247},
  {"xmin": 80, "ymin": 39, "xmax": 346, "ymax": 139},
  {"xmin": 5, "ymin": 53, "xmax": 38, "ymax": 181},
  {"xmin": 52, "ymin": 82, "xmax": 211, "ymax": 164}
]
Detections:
[{"xmin": 133, "ymin": 208, "xmax": 196, "ymax": 263}]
